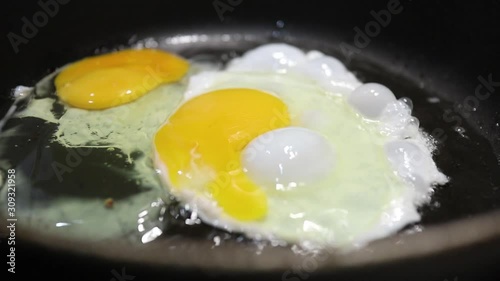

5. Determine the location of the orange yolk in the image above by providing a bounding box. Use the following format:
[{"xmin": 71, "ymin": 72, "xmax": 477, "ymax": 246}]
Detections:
[
  {"xmin": 154, "ymin": 88, "xmax": 291, "ymax": 221},
  {"xmin": 55, "ymin": 49, "xmax": 189, "ymax": 110}
]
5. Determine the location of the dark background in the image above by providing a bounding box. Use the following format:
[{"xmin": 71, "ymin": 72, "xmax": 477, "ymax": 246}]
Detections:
[{"xmin": 1, "ymin": 0, "xmax": 500, "ymax": 280}]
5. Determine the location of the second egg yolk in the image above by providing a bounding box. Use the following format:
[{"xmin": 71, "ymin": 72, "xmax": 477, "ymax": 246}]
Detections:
[
  {"xmin": 55, "ymin": 49, "xmax": 189, "ymax": 110},
  {"xmin": 154, "ymin": 88, "xmax": 291, "ymax": 221}
]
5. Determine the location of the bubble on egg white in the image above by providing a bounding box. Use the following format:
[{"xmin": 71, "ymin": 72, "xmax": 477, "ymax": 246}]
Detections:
[
  {"xmin": 347, "ymin": 83, "xmax": 397, "ymax": 119},
  {"xmin": 302, "ymin": 53, "xmax": 347, "ymax": 75},
  {"xmin": 227, "ymin": 43, "xmax": 306, "ymax": 73},
  {"xmin": 399, "ymin": 96, "xmax": 413, "ymax": 110},
  {"xmin": 226, "ymin": 44, "xmax": 361, "ymax": 97},
  {"xmin": 291, "ymin": 55, "xmax": 361, "ymax": 96},
  {"xmin": 0, "ymin": 86, "xmax": 35, "ymax": 131},
  {"xmin": 305, "ymin": 50, "xmax": 325, "ymax": 60},
  {"xmin": 241, "ymin": 127, "xmax": 335, "ymax": 190},
  {"xmin": 378, "ymin": 98, "xmax": 421, "ymax": 138},
  {"xmin": 384, "ymin": 140, "xmax": 447, "ymax": 200},
  {"xmin": 12, "ymin": 85, "xmax": 33, "ymax": 99}
]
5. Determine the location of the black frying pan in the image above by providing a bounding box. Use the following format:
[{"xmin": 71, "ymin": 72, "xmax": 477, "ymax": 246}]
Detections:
[{"xmin": 1, "ymin": 0, "xmax": 500, "ymax": 280}]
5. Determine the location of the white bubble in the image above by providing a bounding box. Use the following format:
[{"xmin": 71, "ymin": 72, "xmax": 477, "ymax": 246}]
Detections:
[
  {"xmin": 348, "ymin": 83, "xmax": 397, "ymax": 119},
  {"xmin": 227, "ymin": 43, "xmax": 306, "ymax": 73},
  {"xmin": 241, "ymin": 127, "xmax": 335, "ymax": 189}
]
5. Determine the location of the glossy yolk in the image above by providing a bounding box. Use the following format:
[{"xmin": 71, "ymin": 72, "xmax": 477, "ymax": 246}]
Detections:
[
  {"xmin": 154, "ymin": 88, "xmax": 291, "ymax": 221},
  {"xmin": 55, "ymin": 49, "xmax": 189, "ymax": 110}
]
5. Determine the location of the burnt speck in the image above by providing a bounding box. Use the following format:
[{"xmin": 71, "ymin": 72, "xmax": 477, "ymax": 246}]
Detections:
[{"xmin": 104, "ymin": 198, "xmax": 114, "ymax": 209}]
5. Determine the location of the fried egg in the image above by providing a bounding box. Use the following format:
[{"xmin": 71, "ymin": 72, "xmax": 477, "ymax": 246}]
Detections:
[
  {"xmin": 16, "ymin": 48, "xmax": 191, "ymax": 189},
  {"xmin": 153, "ymin": 44, "xmax": 448, "ymax": 248},
  {"xmin": 7, "ymin": 48, "xmax": 191, "ymax": 241}
]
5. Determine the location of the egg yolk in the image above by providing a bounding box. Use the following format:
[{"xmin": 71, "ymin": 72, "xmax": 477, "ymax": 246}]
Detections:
[
  {"xmin": 154, "ymin": 88, "xmax": 291, "ymax": 221},
  {"xmin": 55, "ymin": 49, "xmax": 189, "ymax": 110}
]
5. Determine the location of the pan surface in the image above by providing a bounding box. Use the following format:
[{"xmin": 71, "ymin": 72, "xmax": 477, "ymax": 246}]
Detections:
[{"xmin": 1, "ymin": 0, "xmax": 500, "ymax": 280}]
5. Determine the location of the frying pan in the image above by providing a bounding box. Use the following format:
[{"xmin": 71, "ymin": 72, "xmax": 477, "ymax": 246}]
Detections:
[{"xmin": 1, "ymin": 0, "xmax": 500, "ymax": 280}]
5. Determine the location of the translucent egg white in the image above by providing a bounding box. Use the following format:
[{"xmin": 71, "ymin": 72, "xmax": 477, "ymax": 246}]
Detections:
[
  {"xmin": 227, "ymin": 43, "xmax": 306, "ymax": 73},
  {"xmin": 348, "ymin": 83, "xmax": 397, "ymax": 119}
]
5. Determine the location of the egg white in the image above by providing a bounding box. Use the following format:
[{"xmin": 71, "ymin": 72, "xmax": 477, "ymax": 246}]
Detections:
[{"xmin": 154, "ymin": 43, "xmax": 448, "ymax": 249}]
